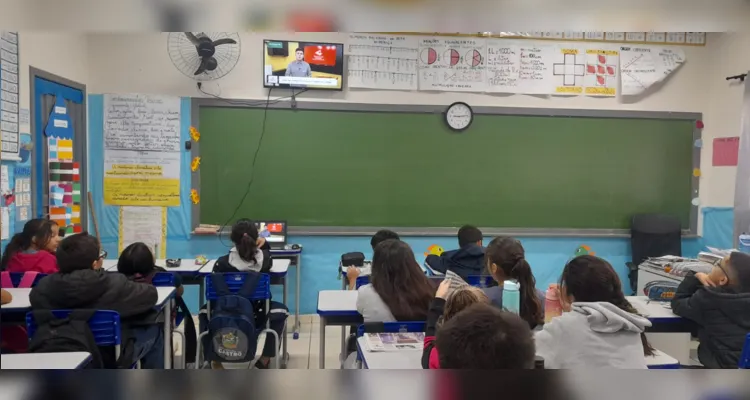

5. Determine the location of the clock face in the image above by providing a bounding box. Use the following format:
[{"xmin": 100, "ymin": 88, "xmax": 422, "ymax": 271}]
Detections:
[{"xmin": 445, "ymin": 102, "xmax": 473, "ymax": 131}]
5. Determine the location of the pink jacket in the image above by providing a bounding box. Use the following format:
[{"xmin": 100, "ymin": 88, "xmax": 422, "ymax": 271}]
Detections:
[{"xmin": 6, "ymin": 251, "xmax": 59, "ymax": 274}]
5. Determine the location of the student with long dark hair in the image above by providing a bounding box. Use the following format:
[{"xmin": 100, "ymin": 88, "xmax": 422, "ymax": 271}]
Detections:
[
  {"xmin": 1, "ymin": 219, "xmax": 60, "ymax": 273},
  {"xmin": 535, "ymin": 255, "xmax": 654, "ymax": 369},
  {"xmin": 483, "ymin": 237, "xmax": 545, "ymax": 328},
  {"xmin": 353, "ymin": 239, "xmax": 434, "ymax": 322}
]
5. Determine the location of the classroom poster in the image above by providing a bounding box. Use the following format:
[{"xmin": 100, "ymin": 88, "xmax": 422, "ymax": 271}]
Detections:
[
  {"xmin": 103, "ymin": 94, "xmax": 181, "ymax": 206},
  {"xmin": 118, "ymin": 206, "xmax": 167, "ymax": 258},
  {"xmin": 418, "ymin": 37, "xmax": 486, "ymax": 92},
  {"xmin": 1, "ymin": 31, "xmax": 20, "ymax": 159},
  {"xmin": 347, "ymin": 34, "xmax": 419, "ymax": 91}
]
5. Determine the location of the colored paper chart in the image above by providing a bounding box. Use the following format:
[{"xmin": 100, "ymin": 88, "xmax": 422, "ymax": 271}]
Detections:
[{"xmin": 418, "ymin": 37, "xmax": 486, "ymax": 92}]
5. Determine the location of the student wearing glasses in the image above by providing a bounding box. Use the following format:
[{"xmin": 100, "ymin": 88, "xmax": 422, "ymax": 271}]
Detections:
[{"xmin": 671, "ymin": 252, "xmax": 750, "ymax": 368}]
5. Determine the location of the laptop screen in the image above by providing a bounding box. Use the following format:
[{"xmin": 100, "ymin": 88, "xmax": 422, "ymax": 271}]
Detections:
[{"xmin": 255, "ymin": 221, "xmax": 287, "ymax": 246}]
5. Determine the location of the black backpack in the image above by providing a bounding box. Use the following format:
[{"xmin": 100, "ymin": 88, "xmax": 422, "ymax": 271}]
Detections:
[
  {"xmin": 205, "ymin": 273, "xmax": 260, "ymax": 363},
  {"xmin": 28, "ymin": 310, "xmax": 104, "ymax": 369}
]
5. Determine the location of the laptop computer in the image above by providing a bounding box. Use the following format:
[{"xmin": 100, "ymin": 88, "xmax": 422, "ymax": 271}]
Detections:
[{"xmin": 255, "ymin": 220, "xmax": 287, "ymax": 250}]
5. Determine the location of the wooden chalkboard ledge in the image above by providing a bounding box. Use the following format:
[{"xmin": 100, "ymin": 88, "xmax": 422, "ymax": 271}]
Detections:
[{"xmin": 193, "ymin": 226, "xmax": 699, "ymax": 238}]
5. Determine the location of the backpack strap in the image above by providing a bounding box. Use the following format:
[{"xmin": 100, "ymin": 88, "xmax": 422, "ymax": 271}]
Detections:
[
  {"xmin": 210, "ymin": 273, "xmax": 232, "ymax": 297},
  {"xmin": 0, "ymin": 271, "xmax": 12, "ymax": 288},
  {"xmin": 236, "ymin": 272, "xmax": 261, "ymax": 298},
  {"xmin": 18, "ymin": 272, "xmax": 39, "ymax": 288}
]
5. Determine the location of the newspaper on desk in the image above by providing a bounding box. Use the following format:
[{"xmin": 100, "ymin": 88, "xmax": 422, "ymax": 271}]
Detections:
[
  {"xmin": 639, "ymin": 255, "xmax": 713, "ymax": 277},
  {"xmin": 363, "ymin": 332, "xmax": 425, "ymax": 352}
]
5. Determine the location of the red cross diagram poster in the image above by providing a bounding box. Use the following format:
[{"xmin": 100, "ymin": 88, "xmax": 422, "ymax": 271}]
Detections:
[{"xmin": 584, "ymin": 49, "xmax": 619, "ymax": 97}]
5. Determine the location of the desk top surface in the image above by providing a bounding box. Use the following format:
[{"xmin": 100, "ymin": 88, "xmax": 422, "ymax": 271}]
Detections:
[
  {"xmin": 628, "ymin": 296, "xmax": 679, "ymax": 320},
  {"xmin": 105, "ymin": 259, "xmax": 207, "ymax": 273},
  {"xmin": 318, "ymin": 290, "xmax": 359, "ymax": 312},
  {"xmin": 0, "ymin": 288, "xmax": 32, "ymax": 310},
  {"xmin": 1, "ymin": 352, "xmax": 92, "ymax": 369},
  {"xmin": 199, "ymin": 259, "xmax": 290, "ymax": 274}
]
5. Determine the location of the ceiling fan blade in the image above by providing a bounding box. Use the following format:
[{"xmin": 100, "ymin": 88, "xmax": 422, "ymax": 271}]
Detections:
[
  {"xmin": 212, "ymin": 38, "xmax": 237, "ymax": 46},
  {"xmin": 184, "ymin": 32, "xmax": 200, "ymax": 46},
  {"xmin": 193, "ymin": 58, "xmax": 207, "ymax": 75}
]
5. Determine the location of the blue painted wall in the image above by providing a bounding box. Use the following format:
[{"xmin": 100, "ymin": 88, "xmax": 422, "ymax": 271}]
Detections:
[{"xmin": 86, "ymin": 94, "xmax": 735, "ymax": 314}]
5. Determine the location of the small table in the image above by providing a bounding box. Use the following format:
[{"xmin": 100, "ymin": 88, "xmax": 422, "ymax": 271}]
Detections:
[
  {"xmin": 1, "ymin": 352, "xmax": 92, "ymax": 369},
  {"xmin": 270, "ymin": 248, "xmax": 303, "ymax": 340},
  {"xmin": 628, "ymin": 296, "xmax": 693, "ymax": 365},
  {"xmin": 317, "ymin": 290, "xmax": 362, "ymax": 369},
  {"xmin": 155, "ymin": 286, "xmax": 177, "ymax": 369}
]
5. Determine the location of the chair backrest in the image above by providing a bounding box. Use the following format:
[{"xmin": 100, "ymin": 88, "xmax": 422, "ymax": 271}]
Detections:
[
  {"xmin": 631, "ymin": 214, "xmax": 682, "ymax": 265},
  {"xmin": 205, "ymin": 273, "xmax": 271, "ymax": 301},
  {"xmin": 26, "ymin": 310, "xmax": 121, "ymax": 346},
  {"xmin": 152, "ymin": 272, "xmax": 176, "ymax": 287},
  {"xmin": 739, "ymin": 333, "xmax": 750, "ymax": 369},
  {"xmin": 466, "ymin": 275, "xmax": 494, "ymax": 288},
  {"xmin": 356, "ymin": 321, "xmax": 426, "ymax": 337},
  {"xmin": 1, "ymin": 272, "xmax": 46, "ymax": 288},
  {"xmin": 354, "ymin": 276, "xmax": 370, "ymax": 289}
]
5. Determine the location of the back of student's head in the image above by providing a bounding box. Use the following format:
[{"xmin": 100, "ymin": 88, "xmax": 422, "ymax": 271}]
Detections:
[
  {"xmin": 57, "ymin": 232, "xmax": 100, "ymax": 274},
  {"xmin": 230, "ymin": 219, "xmax": 260, "ymax": 264},
  {"xmin": 727, "ymin": 252, "xmax": 750, "ymax": 292},
  {"xmin": 371, "ymin": 239, "xmax": 433, "ymax": 321},
  {"xmin": 485, "ymin": 236, "xmax": 543, "ymax": 327},
  {"xmin": 117, "ymin": 242, "xmax": 156, "ymax": 276},
  {"xmin": 0, "ymin": 219, "xmax": 59, "ymax": 271},
  {"xmin": 370, "ymin": 229, "xmax": 400, "ymax": 250},
  {"xmin": 436, "ymin": 303, "xmax": 535, "ymax": 369},
  {"xmin": 457, "ymin": 225, "xmax": 483, "ymax": 248},
  {"xmin": 443, "ymin": 286, "xmax": 490, "ymax": 323},
  {"xmin": 561, "ymin": 255, "xmax": 654, "ymax": 356}
]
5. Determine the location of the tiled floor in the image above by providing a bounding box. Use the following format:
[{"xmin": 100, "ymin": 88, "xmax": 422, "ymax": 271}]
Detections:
[{"xmin": 182, "ymin": 314, "xmax": 348, "ymax": 369}]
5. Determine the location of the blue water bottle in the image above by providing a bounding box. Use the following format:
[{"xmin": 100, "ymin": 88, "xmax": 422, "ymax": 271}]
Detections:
[
  {"xmin": 739, "ymin": 233, "xmax": 750, "ymax": 254},
  {"xmin": 502, "ymin": 280, "xmax": 521, "ymax": 314}
]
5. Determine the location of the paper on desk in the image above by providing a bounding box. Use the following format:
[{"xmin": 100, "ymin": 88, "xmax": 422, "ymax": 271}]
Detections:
[
  {"xmin": 445, "ymin": 270, "xmax": 469, "ymax": 292},
  {"xmin": 706, "ymin": 246, "xmax": 739, "ymax": 257}
]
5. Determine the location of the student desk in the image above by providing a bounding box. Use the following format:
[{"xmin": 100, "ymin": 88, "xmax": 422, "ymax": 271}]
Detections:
[
  {"xmin": 317, "ymin": 290, "xmax": 362, "ymax": 369},
  {"xmin": 1, "ymin": 352, "xmax": 92, "ymax": 369},
  {"xmin": 355, "ymin": 336, "xmax": 681, "ymax": 369},
  {"xmin": 0, "ymin": 288, "xmax": 32, "ymax": 313},
  {"xmin": 270, "ymin": 248, "xmax": 303, "ymax": 340},
  {"xmin": 628, "ymin": 296, "xmax": 694, "ymax": 365}
]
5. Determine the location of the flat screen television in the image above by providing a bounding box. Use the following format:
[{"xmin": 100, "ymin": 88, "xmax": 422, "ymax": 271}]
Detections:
[{"xmin": 263, "ymin": 39, "xmax": 344, "ymax": 90}]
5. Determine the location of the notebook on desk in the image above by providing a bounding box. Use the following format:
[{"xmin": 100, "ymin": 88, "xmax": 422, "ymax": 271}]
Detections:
[{"xmin": 255, "ymin": 221, "xmax": 287, "ymax": 250}]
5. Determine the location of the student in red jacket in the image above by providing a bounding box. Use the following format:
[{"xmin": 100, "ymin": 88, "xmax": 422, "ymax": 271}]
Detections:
[
  {"xmin": 1, "ymin": 219, "xmax": 60, "ymax": 274},
  {"xmin": 422, "ymin": 279, "xmax": 490, "ymax": 368}
]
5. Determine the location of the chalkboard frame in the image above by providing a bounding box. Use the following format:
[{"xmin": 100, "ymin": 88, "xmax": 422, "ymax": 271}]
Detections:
[{"xmin": 190, "ymin": 97, "xmax": 702, "ymax": 237}]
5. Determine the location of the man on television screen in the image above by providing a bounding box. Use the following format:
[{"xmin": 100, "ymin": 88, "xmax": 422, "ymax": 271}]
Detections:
[{"xmin": 286, "ymin": 47, "xmax": 312, "ymax": 78}]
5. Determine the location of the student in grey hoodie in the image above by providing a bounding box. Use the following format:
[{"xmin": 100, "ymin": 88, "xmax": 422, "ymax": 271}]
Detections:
[{"xmin": 535, "ymin": 255, "xmax": 654, "ymax": 369}]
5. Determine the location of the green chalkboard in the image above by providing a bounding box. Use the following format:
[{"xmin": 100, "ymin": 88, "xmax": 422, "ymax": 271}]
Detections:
[{"xmin": 197, "ymin": 106, "xmax": 695, "ymax": 229}]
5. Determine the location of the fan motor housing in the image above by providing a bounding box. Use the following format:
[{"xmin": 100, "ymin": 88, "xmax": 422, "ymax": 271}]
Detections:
[{"xmin": 197, "ymin": 38, "xmax": 215, "ymax": 57}]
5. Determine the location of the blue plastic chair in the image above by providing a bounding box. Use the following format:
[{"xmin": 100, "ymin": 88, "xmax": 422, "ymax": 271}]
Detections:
[
  {"xmin": 354, "ymin": 276, "xmax": 370, "ymax": 289},
  {"xmin": 26, "ymin": 310, "xmax": 122, "ymax": 364},
  {"xmin": 5, "ymin": 272, "xmax": 47, "ymax": 287},
  {"xmin": 198, "ymin": 273, "xmax": 281, "ymax": 369},
  {"xmin": 739, "ymin": 333, "xmax": 750, "ymax": 369},
  {"xmin": 466, "ymin": 275, "xmax": 494, "ymax": 288}
]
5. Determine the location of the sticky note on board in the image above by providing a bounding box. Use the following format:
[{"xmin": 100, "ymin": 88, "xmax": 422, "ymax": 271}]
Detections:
[
  {"xmin": 693, "ymin": 168, "xmax": 701, "ymax": 177},
  {"xmin": 712, "ymin": 137, "xmax": 740, "ymax": 166},
  {"xmin": 48, "ymin": 138, "xmax": 58, "ymax": 161},
  {"xmin": 50, "ymin": 185, "xmax": 64, "ymax": 206}
]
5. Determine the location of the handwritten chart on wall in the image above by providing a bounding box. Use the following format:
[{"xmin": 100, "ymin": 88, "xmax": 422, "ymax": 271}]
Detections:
[
  {"xmin": 620, "ymin": 46, "xmax": 685, "ymax": 96},
  {"xmin": 485, "ymin": 40, "xmax": 555, "ymax": 94},
  {"xmin": 0, "ymin": 31, "xmax": 19, "ymax": 158},
  {"xmin": 347, "ymin": 34, "xmax": 418, "ymax": 91},
  {"xmin": 118, "ymin": 206, "xmax": 167, "ymax": 258},
  {"xmin": 103, "ymin": 94, "xmax": 181, "ymax": 206},
  {"xmin": 418, "ymin": 37, "xmax": 486, "ymax": 92}
]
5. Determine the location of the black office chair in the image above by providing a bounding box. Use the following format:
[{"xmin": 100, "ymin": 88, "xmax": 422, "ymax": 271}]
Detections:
[{"xmin": 626, "ymin": 214, "xmax": 682, "ymax": 294}]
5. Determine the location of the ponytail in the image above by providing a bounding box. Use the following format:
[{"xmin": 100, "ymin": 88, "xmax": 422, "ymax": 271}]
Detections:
[
  {"xmin": 612, "ymin": 297, "xmax": 656, "ymax": 356},
  {"xmin": 230, "ymin": 219, "xmax": 260, "ymax": 264},
  {"xmin": 1, "ymin": 233, "xmax": 27, "ymax": 271},
  {"xmin": 485, "ymin": 236, "xmax": 543, "ymax": 328},
  {"xmin": 510, "ymin": 258, "xmax": 544, "ymax": 328}
]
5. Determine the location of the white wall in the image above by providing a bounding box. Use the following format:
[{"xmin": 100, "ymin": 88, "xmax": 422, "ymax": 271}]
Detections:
[
  {"xmin": 86, "ymin": 32, "xmax": 750, "ymax": 230},
  {"xmin": 19, "ymin": 32, "xmax": 89, "ymax": 109}
]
